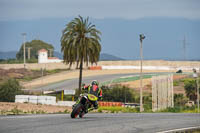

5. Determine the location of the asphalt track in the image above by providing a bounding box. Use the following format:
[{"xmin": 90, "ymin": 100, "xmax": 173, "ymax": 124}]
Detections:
[
  {"xmin": 0, "ymin": 113, "xmax": 199, "ymax": 133},
  {"xmin": 33, "ymin": 72, "xmax": 167, "ymax": 91}
]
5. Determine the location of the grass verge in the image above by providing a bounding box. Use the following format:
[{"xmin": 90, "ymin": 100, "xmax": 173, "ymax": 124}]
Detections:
[
  {"xmin": 158, "ymin": 106, "xmax": 199, "ymax": 113},
  {"xmin": 98, "ymin": 106, "xmax": 140, "ymax": 113}
]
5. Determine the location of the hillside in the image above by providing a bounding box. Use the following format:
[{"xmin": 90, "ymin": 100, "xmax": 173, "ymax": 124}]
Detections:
[
  {"xmin": 0, "ymin": 51, "xmax": 17, "ymax": 59},
  {"xmin": 16, "ymin": 40, "xmax": 54, "ymax": 59},
  {"xmin": 0, "ymin": 51, "xmax": 125, "ymax": 61},
  {"xmin": 53, "ymin": 52, "xmax": 125, "ymax": 61},
  {"xmin": 100, "ymin": 53, "xmax": 125, "ymax": 61}
]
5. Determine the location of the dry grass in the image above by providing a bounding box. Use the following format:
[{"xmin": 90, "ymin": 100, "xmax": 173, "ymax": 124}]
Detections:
[
  {"xmin": 0, "ymin": 102, "xmax": 71, "ymax": 115},
  {"xmin": 119, "ymin": 75, "xmax": 187, "ymax": 94}
]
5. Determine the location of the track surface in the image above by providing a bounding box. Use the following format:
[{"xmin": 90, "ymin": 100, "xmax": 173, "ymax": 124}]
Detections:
[
  {"xmin": 0, "ymin": 113, "xmax": 199, "ymax": 133},
  {"xmin": 33, "ymin": 72, "xmax": 167, "ymax": 91}
]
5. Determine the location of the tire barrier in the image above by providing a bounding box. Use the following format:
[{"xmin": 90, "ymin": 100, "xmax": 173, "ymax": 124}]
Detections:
[
  {"xmin": 98, "ymin": 102, "xmax": 122, "ymax": 107},
  {"xmin": 89, "ymin": 66, "xmax": 102, "ymax": 70}
]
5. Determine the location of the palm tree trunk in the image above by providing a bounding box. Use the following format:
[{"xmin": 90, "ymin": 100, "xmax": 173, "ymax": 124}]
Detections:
[{"xmin": 78, "ymin": 58, "xmax": 83, "ymax": 94}]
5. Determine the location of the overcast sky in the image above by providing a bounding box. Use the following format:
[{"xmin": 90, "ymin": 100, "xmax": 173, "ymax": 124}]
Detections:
[
  {"xmin": 0, "ymin": 0, "xmax": 200, "ymax": 60},
  {"xmin": 1, "ymin": 0, "xmax": 200, "ymax": 21}
]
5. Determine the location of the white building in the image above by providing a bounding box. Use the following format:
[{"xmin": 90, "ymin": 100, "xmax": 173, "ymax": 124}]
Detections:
[{"xmin": 38, "ymin": 49, "xmax": 63, "ymax": 63}]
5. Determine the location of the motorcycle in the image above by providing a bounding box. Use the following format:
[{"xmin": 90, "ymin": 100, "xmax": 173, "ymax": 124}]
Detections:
[{"xmin": 71, "ymin": 93, "xmax": 98, "ymax": 118}]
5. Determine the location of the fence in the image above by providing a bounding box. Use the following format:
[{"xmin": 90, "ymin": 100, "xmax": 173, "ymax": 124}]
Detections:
[{"xmin": 152, "ymin": 74, "xmax": 174, "ymax": 111}]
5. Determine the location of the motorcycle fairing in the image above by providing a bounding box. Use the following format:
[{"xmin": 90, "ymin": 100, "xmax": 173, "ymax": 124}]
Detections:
[{"xmin": 88, "ymin": 94, "xmax": 98, "ymax": 101}]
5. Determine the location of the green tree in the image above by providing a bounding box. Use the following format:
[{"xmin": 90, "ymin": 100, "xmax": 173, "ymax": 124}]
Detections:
[
  {"xmin": 184, "ymin": 78, "xmax": 200, "ymax": 102},
  {"xmin": 102, "ymin": 85, "xmax": 136, "ymax": 103},
  {"xmin": 0, "ymin": 79, "xmax": 22, "ymax": 102},
  {"xmin": 61, "ymin": 16, "xmax": 101, "ymax": 93},
  {"xmin": 16, "ymin": 40, "xmax": 54, "ymax": 60}
]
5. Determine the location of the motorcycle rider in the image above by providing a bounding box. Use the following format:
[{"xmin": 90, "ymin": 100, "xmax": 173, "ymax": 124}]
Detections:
[{"xmin": 82, "ymin": 80, "xmax": 102, "ymax": 111}]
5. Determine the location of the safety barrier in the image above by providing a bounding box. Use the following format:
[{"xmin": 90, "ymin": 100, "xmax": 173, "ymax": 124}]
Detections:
[
  {"xmin": 56, "ymin": 101, "xmax": 76, "ymax": 106},
  {"xmin": 15, "ymin": 95, "xmax": 56, "ymax": 105},
  {"xmin": 15, "ymin": 95, "xmax": 124, "ymax": 107},
  {"xmin": 98, "ymin": 102, "xmax": 122, "ymax": 107}
]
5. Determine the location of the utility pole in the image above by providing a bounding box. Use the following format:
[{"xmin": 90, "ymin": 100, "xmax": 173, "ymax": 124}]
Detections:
[
  {"xmin": 49, "ymin": 49, "xmax": 53, "ymax": 57},
  {"xmin": 27, "ymin": 47, "xmax": 32, "ymax": 60},
  {"xmin": 22, "ymin": 33, "xmax": 27, "ymax": 68},
  {"xmin": 193, "ymin": 69, "xmax": 199, "ymax": 113},
  {"xmin": 139, "ymin": 34, "xmax": 145, "ymax": 112},
  {"xmin": 197, "ymin": 78, "xmax": 199, "ymax": 113}
]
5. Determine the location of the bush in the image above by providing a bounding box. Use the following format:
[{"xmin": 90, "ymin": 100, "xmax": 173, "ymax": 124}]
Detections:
[
  {"xmin": 143, "ymin": 94, "xmax": 152, "ymax": 111},
  {"xmin": 184, "ymin": 78, "xmax": 199, "ymax": 102},
  {"xmin": 101, "ymin": 85, "xmax": 136, "ymax": 103},
  {"xmin": 173, "ymin": 81, "xmax": 179, "ymax": 86},
  {"xmin": 174, "ymin": 93, "xmax": 188, "ymax": 106},
  {"xmin": 159, "ymin": 106, "xmax": 196, "ymax": 113},
  {"xmin": 0, "ymin": 79, "xmax": 23, "ymax": 102}
]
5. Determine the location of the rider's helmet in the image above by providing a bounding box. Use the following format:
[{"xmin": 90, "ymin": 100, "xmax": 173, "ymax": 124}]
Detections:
[{"xmin": 91, "ymin": 80, "xmax": 99, "ymax": 86}]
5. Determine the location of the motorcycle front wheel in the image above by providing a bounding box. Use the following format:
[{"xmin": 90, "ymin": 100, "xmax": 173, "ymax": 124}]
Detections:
[{"xmin": 71, "ymin": 103, "xmax": 83, "ymax": 118}]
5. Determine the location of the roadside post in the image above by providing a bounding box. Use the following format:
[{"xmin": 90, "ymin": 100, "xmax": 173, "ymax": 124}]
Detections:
[
  {"xmin": 193, "ymin": 69, "xmax": 199, "ymax": 113},
  {"xmin": 61, "ymin": 90, "xmax": 64, "ymax": 101},
  {"xmin": 21, "ymin": 33, "xmax": 27, "ymax": 68}
]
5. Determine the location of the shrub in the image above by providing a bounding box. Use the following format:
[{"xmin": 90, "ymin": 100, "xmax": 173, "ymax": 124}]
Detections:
[
  {"xmin": 173, "ymin": 81, "xmax": 179, "ymax": 86},
  {"xmin": 143, "ymin": 94, "xmax": 152, "ymax": 111},
  {"xmin": 184, "ymin": 78, "xmax": 199, "ymax": 102},
  {"xmin": 159, "ymin": 106, "xmax": 196, "ymax": 113},
  {"xmin": 0, "ymin": 79, "xmax": 23, "ymax": 102},
  {"xmin": 174, "ymin": 93, "xmax": 188, "ymax": 106},
  {"xmin": 101, "ymin": 85, "xmax": 136, "ymax": 103},
  {"xmin": 11, "ymin": 106, "xmax": 22, "ymax": 114}
]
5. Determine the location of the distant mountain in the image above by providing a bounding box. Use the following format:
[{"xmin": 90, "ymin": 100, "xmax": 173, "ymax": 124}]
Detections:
[
  {"xmin": 0, "ymin": 51, "xmax": 63, "ymax": 60},
  {"xmin": 54, "ymin": 52, "xmax": 124, "ymax": 61},
  {"xmin": 0, "ymin": 51, "xmax": 124, "ymax": 61},
  {"xmin": 1, "ymin": 51, "xmax": 199, "ymax": 61},
  {"xmin": 0, "ymin": 51, "xmax": 17, "ymax": 59},
  {"xmin": 100, "ymin": 53, "xmax": 125, "ymax": 61},
  {"xmin": 54, "ymin": 51, "xmax": 63, "ymax": 59}
]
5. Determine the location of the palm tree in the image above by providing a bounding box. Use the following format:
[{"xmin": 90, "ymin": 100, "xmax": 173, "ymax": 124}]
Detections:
[{"xmin": 61, "ymin": 16, "xmax": 101, "ymax": 94}]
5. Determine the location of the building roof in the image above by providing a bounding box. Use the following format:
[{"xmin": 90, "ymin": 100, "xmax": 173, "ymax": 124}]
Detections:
[{"xmin": 38, "ymin": 49, "xmax": 48, "ymax": 53}]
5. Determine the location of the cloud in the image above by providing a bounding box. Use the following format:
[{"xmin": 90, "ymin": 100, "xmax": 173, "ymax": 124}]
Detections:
[{"xmin": 0, "ymin": 0, "xmax": 200, "ymax": 21}]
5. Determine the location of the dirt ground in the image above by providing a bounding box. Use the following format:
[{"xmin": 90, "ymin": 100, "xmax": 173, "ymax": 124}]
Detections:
[
  {"xmin": 0, "ymin": 102, "xmax": 71, "ymax": 115},
  {"xmin": 0, "ymin": 68, "xmax": 33, "ymax": 84},
  {"xmin": 120, "ymin": 75, "xmax": 187, "ymax": 94}
]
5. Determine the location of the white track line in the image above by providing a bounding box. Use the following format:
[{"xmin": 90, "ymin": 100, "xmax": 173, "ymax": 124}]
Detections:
[{"xmin": 157, "ymin": 126, "xmax": 200, "ymax": 133}]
